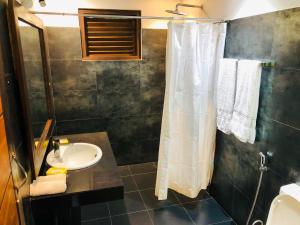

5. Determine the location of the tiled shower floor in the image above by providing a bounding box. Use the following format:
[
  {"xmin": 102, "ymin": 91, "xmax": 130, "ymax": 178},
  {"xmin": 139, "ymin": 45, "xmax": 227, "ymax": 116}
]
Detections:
[{"xmin": 81, "ymin": 162, "xmax": 236, "ymax": 225}]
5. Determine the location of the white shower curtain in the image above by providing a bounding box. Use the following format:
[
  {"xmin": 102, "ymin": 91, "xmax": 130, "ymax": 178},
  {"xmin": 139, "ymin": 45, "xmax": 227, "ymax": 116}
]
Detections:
[{"xmin": 155, "ymin": 21, "xmax": 227, "ymax": 200}]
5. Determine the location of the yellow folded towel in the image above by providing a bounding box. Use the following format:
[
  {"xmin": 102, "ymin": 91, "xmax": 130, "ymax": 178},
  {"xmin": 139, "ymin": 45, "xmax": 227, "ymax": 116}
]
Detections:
[
  {"xmin": 30, "ymin": 174, "xmax": 67, "ymax": 197},
  {"xmin": 46, "ymin": 167, "xmax": 67, "ymax": 176}
]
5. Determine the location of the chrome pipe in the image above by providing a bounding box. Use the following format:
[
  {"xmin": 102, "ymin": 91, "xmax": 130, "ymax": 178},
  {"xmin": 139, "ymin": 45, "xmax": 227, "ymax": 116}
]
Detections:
[{"xmin": 30, "ymin": 11, "xmax": 225, "ymax": 22}]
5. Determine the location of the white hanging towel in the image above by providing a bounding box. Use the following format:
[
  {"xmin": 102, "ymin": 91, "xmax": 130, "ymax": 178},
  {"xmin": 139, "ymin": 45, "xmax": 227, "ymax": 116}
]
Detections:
[
  {"xmin": 216, "ymin": 58, "xmax": 238, "ymax": 134},
  {"xmin": 230, "ymin": 60, "xmax": 262, "ymax": 144},
  {"xmin": 155, "ymin": 21, "xmax": 227, "ymax": 200}
]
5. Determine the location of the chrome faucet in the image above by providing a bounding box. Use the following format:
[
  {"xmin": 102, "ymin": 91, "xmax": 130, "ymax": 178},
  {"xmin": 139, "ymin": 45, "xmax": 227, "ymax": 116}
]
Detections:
[{"xmin": 53, "ymin": 138, "xmax": 60, "ymax": 158}]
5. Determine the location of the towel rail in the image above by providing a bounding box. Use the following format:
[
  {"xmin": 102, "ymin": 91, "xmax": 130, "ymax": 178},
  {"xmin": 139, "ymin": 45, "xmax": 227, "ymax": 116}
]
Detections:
[{"xmin": 261, "ymin": 61, "xmax": 276, "ymax": 68}]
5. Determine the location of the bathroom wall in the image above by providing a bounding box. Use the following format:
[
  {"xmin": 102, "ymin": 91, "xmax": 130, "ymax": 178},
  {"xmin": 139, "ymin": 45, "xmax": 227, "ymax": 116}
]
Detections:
[
  {"xmin": 48, "ymin": 27, "xmax": 166, "ymax": 165},
  {"xmin": 0, "ymin": 0, "xmax": 32, "ymax": 224},
  {"xmin": 210, "ymin": 7, "xmax": 300, "ymax": 225},
  {"xmin": 201, "ymin": 0, "xmax": 300, "ymax": 20}
]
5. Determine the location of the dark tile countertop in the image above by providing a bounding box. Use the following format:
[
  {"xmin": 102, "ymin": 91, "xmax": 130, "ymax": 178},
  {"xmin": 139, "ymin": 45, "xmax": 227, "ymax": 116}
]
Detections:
[{"xmin": 29, "ymin": 132, "xmax": 124, "ymax": 208}]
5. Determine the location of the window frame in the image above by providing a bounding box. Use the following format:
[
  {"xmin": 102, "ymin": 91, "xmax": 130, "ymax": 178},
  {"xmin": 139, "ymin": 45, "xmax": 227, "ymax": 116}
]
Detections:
[{"xmin": 78, "ymin": 8, "xmax": 142, "ymax": 61}]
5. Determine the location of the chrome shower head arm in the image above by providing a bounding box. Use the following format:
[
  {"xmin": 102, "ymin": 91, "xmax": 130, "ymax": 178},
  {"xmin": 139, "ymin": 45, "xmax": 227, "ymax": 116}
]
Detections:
[{"xmin": 165, "ymin": 3, "xmax": 203, "ymax": 16}]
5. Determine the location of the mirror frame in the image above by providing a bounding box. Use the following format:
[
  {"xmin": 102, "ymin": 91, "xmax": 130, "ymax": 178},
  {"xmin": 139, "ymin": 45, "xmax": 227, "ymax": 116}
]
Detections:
[{"xmin": 7, "ymin": 1, "xmax": 55, "ymax": 179}]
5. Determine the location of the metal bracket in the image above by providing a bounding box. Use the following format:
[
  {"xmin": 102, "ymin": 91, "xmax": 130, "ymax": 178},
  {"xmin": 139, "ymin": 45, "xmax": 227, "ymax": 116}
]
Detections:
[{"xmin": 11, "ymin": 152, "xmax": 28, "ymax": 194}]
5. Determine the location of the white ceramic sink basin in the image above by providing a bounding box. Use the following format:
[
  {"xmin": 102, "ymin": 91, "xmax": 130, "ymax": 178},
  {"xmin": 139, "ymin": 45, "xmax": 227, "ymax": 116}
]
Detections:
[{"xmin": 46, "ymin": 143, "xmax": 102, "ymax": 170}]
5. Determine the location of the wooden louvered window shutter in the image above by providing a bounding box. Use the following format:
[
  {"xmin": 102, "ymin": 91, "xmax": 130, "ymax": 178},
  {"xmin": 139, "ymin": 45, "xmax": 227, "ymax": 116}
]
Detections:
[{"xmin": 79, "ymin": 9, "xmax": 141, "ymax": 61}]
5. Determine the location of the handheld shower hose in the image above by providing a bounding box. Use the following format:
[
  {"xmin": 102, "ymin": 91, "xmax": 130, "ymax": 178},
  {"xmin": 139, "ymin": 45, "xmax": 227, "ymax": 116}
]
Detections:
[{"xmin": 246, "ymin": 152, "xmax": 268, "ymax": 225}]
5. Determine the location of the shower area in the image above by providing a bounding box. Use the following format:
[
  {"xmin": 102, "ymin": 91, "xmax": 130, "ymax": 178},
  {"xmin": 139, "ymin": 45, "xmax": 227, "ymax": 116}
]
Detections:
[
  {"xmin": 42, "ymin": 2, "xmax": 225, "ymax": 166},
  {"xmin": 24, "ymin": 1, "xmax": 300, "ymax": 225}
]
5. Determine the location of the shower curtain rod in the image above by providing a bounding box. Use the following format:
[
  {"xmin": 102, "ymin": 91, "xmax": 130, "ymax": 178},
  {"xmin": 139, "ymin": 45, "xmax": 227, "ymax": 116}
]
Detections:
[{"xmin": 30, "ymin": 11, "xmax": 226, "ymax": 22}]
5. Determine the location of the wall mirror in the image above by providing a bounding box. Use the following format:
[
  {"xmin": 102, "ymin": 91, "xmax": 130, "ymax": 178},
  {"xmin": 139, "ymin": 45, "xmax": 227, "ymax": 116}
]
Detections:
[{"xmin": 8, "ymin": 1, "xmax": 55, "ymax": 179}]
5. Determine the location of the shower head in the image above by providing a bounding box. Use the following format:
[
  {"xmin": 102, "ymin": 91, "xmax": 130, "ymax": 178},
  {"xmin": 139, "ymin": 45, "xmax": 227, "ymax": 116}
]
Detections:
[
  {"xmin": 165, "ymin": 9, "xmax": 187, "ymax": 16},
  {"xmin": 39, "ymin": 0, "xmax": 46, "ymax": 7},
  {"xmin": 165, "ymin": 3, "xmax": 203, "ymax": 16}
]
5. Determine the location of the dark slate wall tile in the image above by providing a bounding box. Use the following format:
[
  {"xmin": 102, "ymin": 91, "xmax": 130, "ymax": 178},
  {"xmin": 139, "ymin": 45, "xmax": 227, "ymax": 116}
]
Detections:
[
  {"xmin": 256, "ymin": 67, "xmax": 275, "ymax": 123},
  {"xmin": 119, "ymin": 90, "xmax": 142, "ymax": 117},
  {"xmin": 224, "ymin": 13, "xmax": 275, "ymax": 59},
  {"xmin": 140, "ymin": 59, "xmax": 165, "ymax": 116},
  {"xmin": 51, "ymin": 60, "xmax": 97, "ymax": 91},
  {"xmin": 211, "ymin": 7, "xmax": 300, "ymax": 225},
  {"xmin": 142, "ymin": 29, "xmax": 167, "ymax": 59},
  {"xmin": 214, "ymin": 132, "xmax": 239, "ymax": 182},
  {"xmin": 230, "ymin": 187, "xmax": 252, "ymax": 225},
  {"xmin": 29, "ymin": 91, "xmax": 49, "ymax": 123},
  {"xmin": 270, "ymin": 9, "xmax": 300, "ymax": 68},
  {"xmin": 48, "ymin": 27, "xmax": 167, "ymax": 164},
  {"xmin": 24, "ymin": 60, "xmax": 44, "ymax": 92},
  {"xmin": 209, "ymin": 172, "xmax": 234, "ymax": 217},
  {"xmin": 19, "ymin": 27, "xmax": 42, "ymax": 61},
  {"xmin": 269, "ymin": 68, "xmax": 300, "ymax": 127},
  {"xmin": 112, "ymin": 139, "xmax": 159, "ymax": 165},
  {"xmin": 96, "ymin": 93, "xmax": 121, "ymax": 119},
  {"xmin": 54, "ymin": 90, "xmax": 98, "ymax": 120},
  {"xmin": 141, "ymin": 114, "xmax": 162, "ymax": 140},
  {"xmin": 96, "ymin": 61, "xmax": 140, "ymax": 94},
  {"xmin": 140, "ymin": 59, "xmax": 165, "ymax": 90},
  {"xmin": 108, "ymin": 116, "xmax": 145, "ymax": 143},
  {"xmin": 55, "ymin": 118, "xmax": 107, "ymax": 136},
  {"xmin": 264, "ymin": 120, "xmax": 300, "ymax": 182},
  {"xmin": 47, "ymin": 27, "xmax": 82, "ymax": 59}
]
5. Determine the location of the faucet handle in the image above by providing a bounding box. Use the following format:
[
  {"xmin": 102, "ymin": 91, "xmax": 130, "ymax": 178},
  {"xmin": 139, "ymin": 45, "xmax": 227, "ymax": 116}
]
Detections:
[{"xmin": 53, "ymin": 138, "xmax": 60, "ymax": 150}]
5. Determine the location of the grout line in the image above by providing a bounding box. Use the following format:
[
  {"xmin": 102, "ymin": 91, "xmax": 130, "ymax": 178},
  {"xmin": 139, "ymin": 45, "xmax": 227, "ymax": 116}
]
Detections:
[
  {"xmin": 172, "ymin": 191, "xmax": 196, "ymax": 225},
  {"xmin": 121, "ymin": 171, "xmax": 157, "ymax": 178},
  {"xmin": 106, "ymin": 202, "xmax": 113, "ymax": 225},
  {"xmin": 209, "ymin": 197, "xmax": 233, "ymax": 218},
  {"xmin": 110, "ymin": 209, "xmax": 149, "ymax": 218},
  {"xmin": 137, "ymin": 191, "xmax": 155, "ymax": 225},
  {"xmin": 208, "ymin": 218, "xmax": 235, "ymax": 225},
  {"xmin": 130, "ymin": 168, "xmax": 155, "ymax": 225},
  {"xmin": 206, "ymin": 192, "xmax": 236, "ymax": 223},
  {"xmin": 124, "ymin": 187, "xmax": 156, "ymax": 194},
  {"xmin": 177, "ymin": 193, "xmax": 214, "ymax": 205},
  {"xmin": 81, "ymin": 216, "xmax": 111, "ymax": 223},
  {"xmin": 270, "ymin": 118, "xmax": 300, "ymax": 131}
]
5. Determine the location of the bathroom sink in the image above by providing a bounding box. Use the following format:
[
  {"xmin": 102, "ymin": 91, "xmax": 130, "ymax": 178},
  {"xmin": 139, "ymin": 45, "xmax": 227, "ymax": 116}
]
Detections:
[{"xmin": 46, "ymin": 143, "xmax": 102, "ymax": 170}]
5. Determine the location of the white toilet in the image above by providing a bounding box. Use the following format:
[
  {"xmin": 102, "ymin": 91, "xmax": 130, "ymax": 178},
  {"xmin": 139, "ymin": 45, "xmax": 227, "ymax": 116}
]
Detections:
[{"xmin": 266, "ymin": 183, "xmax": 300, "ymax": 225}]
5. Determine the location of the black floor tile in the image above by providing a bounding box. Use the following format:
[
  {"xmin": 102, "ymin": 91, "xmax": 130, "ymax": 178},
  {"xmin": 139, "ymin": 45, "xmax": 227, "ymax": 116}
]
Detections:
[
  {"xmin": 122, "ymin": 176, "xmax": 138, "ymax": 192},
  {"xmin": 111, "ymin": 211, "xmax": 152, "ymax": 225},
  {"xmin": 140, "ymin": 188, "xmax": 179, "ymax": 210},
  {"xmin": 119, "ymin": 165, "xmax": 131, "ymax": 177},
  {"xmin": 108, "ymin": 191, "xmax": 146, "ymax": 216},
  {"xmin": 149, "ymin": 205, "xmax": 193, "ymax": 225},
  {"xmin": 80, "ymin": 163, "xmax": 234, "ymax": 225},
  {"xmin": 175, "ymin": 190, "xmax": 211, "ymax": 204},
  {"xmin": 81, "ymin": 217, "xmax": 111, "ymax": 225},
  {"xmin": 81, "ymin": 203, "xmax": 110, "ymax": 221},
  {"xmin": 183, "ymin": 198, "xmax": 231, "ymax": 225},
  {"xmin": 133, "ymin": 173, "xmax": 156, "ymax": 190},
  {"xmin": 129, "ymin": 162, "xmax": 157, "ymax": 175}
]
